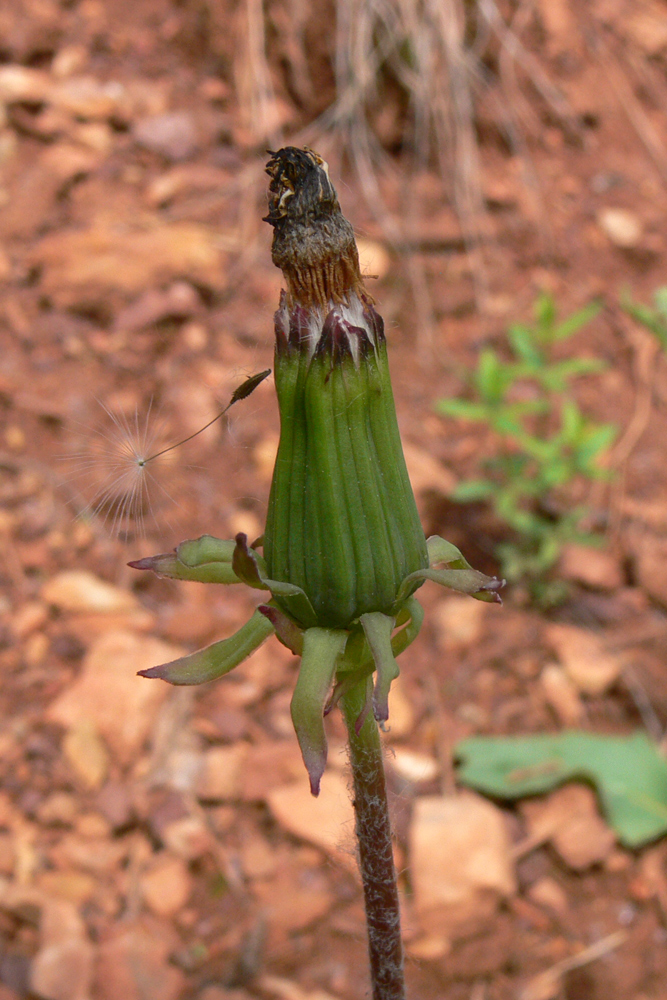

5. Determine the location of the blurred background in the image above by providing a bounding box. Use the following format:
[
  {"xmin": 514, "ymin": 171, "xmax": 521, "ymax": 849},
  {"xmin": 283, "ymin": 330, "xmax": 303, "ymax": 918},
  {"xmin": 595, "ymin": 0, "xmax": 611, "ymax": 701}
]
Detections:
[{"xmin": 2, "ymin": 0, "xmax": 667, "ymax": 998}]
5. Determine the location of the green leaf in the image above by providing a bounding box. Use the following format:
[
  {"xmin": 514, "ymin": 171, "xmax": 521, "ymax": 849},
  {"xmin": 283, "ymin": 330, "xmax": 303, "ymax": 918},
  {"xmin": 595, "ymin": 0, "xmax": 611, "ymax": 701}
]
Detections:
[
  {"xmin": 436, "ymin": 399, "xmax": 490, "ymax": 422},
  {"xmin": 559, "ymin": 399, "xmax": 584, "ymax": 444},
  {"xmin": 534, "ymin": 292, "xmax": 556, "ymax": 336},
  {"xmin": 450, "ymin": 480, "xmax": 496, "ymax": 502},
  {"xmin": 552, "ymin": 300, "xmax": 602, "ymax": 341},
  {"xmin": 475, "ymin": 349, "xmax": 510, "ymax": 404},
  {"xmin": 575, "ymin": 423, "xmax": 617, "ymax": 466},
  {"xmin": 456, "ymin": 731, "xmax": 667, "ymax": 847},
  {"xmin": 621, "ymin": 292, "xmax": 667, "ymax": 350},
  {"xmin": 508, "ymin": 325, "xmax": 543, "ymax": 366}
]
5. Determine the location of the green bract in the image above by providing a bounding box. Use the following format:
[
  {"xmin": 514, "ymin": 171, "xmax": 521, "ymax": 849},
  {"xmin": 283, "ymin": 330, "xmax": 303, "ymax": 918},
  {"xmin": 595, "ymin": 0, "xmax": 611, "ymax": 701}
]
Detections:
[{"xmin": 131, "ymin": 146, "xmax": 503, "ymax": 795}]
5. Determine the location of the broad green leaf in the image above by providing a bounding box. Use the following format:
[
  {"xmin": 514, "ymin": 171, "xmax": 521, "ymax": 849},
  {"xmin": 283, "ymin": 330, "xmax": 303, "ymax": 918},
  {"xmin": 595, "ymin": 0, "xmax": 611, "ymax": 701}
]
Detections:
[{"xmin": 456, "ymin": 731, "xmax": 667, "ymax": 847}]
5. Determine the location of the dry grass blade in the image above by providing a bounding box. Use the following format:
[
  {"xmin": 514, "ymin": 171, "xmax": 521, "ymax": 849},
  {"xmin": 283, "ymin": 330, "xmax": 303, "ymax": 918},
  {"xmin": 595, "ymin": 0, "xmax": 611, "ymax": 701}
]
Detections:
[
  {"xmin": 520, "ymin": 931, "xmax": 627, "ymax": 1000},
  {"xmin": 586, "ymin": 23, "xmax": 667, "ymax": 183},
  {"xmin": 235, "ymin": 0, "xmax": 284, "ymax": 146}
]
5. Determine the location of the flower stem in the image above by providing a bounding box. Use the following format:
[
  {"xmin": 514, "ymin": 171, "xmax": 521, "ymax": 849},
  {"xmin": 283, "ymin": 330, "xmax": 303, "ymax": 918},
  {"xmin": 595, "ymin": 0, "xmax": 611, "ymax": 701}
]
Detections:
[{"xmin": 341, "ymin": 677, "xmax": 406, "ymax": 1000}]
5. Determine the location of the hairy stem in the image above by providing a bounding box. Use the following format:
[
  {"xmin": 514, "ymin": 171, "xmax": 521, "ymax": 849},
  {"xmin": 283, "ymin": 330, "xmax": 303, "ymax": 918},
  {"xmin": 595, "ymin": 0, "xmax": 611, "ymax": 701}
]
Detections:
[{"xmin": 341, "ymin": 677, "xmax": 406, "ymax": 1000}]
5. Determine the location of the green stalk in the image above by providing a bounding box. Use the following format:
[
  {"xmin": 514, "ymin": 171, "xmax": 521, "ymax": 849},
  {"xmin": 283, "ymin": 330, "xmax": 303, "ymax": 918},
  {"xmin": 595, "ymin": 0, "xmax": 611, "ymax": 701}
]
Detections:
[{"xmin": 341, "ymin": 676, "xmax": 406, "ymax": 1000}]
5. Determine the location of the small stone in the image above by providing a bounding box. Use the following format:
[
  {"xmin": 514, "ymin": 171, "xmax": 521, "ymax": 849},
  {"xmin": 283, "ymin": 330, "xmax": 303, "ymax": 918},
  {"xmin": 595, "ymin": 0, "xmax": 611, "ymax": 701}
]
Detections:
[
  {"xmin": 253, "ymin": 435, "xmax": 280, "ymax": 481},
  {"xmin": 521, "ymin": 784, "xmax": 615, "ymax": 870},
  {"xmin": 406, "ymin": 935, "xmax": 450, "ymax": 960},
  {"xmin": 633, "ymin": 536, "xmax": 667, "ymax": 607},
  {"xmin": 545, "ymin": 624, "xmax": 622, "ymax": 695},
  {"xmin": 0, "ymin": 833, "xmax": 15, "ymax": 875},
  {"xmin": 195, "ymin": 744, "xmax": 248, "ymax": 801},
  {"xmin": 606, "ymin": 849, "xmax": 632, "ymax": 873},
  {"xmin": 239, "ymin": 741, "xmax": 305, "ymax": 801},
  {"xmin": 4, "ymin": 426, "xmax": 25, "ymax": 451},
  {"xmin": 0, "ymin": 66, "xmax": 50, "ymax": 103},
  {"xmin": 251, "ymin": 855, "xmax": 334, "ymax": 935},
  {"xmin": 31, "ymin": 222, "xmax": 224, "ymax": 309},
  {"xmin": 52, "ymin": 835, "xmax": 128, "ymax": 875},
  {"xmin": 62, "ymin": 719, "xmax": 109, "ymax": 790},
  {"xmin": 239, "ymin": 833, "xmax": 278, "ymax": 880},
  {"xmin": 134, "ymin": 111, "xmax": 198, "ymax": 161},
  {"xmin": 42, "ymin": 571, "xmax": 138, "ymax": 615},
  {"xmin": 95, "ymin": 918, "xmax": 185, "ymax": 1000},
  {"xmin": 409, "ymin": 792, "xmax": 516, "ymax": 939},
  {"xmin": 558, "ymin": 544, "xmax": 623, "ymax": 590},
  {"xmin": 30, "ymin": 937, "xmax": 94, "ymax": 1000},
  {"xmin": 46, "ymin": 632, "xmax": 179, "ymax": 765},
  {"xmin": 161, "ymin": 815, "xmax": 211, "ymax": 861},
  {"xmin": 24, "ymin": 633, "xmax": 49, "ymax": 667},
  {"xmin": 30, "ymin": 899, "xmax": 93, "ymax": 1000},
  {"xmin": 11, "ymin": 601, "xmax": 48, "ymax": 639},
  {"xmin": 74, "ymin": 813, "xmax": 111, "ymax": 839},
  {"xmin": 597, "ymin": 207, "xmax": 643, "ymax": 248},
  {"xmin": 433, "ymin": 596, "xmax": 485, "ymax": 649},
  {"xmin": 385, "ymin": 674, "xmax": 416, "ymax": 739},
  {"xmin": 140, "ymin": 854, "xmax": 192, "ymax": 917},
  {"xmin": 402, "ymin": 442, "xmax": 457, "ymax": 499},
  {"xmin": 267, "ymin": 772, "xmax": 356, "ymax": 872},
  {"xmin": 95, "ymin": 782, "xmax": 134, "ymax": 830},
  {"xmin": 388, "ymin": 748, "xmax": 439, "ymax": 786},
  {"xmin": 50, "ymin": 75, "xmax": 126, "ymax": 120},
  {"xmin": 527, "ymin": 876, "xmax": 568, "ymax": 916},
  {"xmin": 540, "ymin": 663, "xmax": 584, "ymax": 726},
  {"xmin": 35, "ymin": 872, "xmax": 97, "ymax": 905},
  {"xmin": 198, "ymin": 989, "xmax": 253, "ymax": 1000},
  {"xmin": 356, "ymin": 238, "xmax": 391, "ymax": 279},
  {"xmin": 51, "ymin": 45, "xmax": 88, "ymax": 78},
  {"xmin": 37, "ymin": 793, "xmax": 78, "ymax": 826}
]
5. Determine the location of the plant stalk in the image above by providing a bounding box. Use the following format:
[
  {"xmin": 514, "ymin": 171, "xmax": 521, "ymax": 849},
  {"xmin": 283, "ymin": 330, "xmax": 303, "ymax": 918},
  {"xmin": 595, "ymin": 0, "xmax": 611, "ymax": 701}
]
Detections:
[{"xmin": 341, "ymin": 677, "xmax": 406, "ymax": 1000}]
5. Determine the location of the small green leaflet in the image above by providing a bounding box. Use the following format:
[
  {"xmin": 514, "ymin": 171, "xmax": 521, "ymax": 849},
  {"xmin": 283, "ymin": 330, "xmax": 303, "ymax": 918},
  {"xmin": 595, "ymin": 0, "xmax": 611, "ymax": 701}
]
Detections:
[{"xmin": 455, "ymin": 731, "xmax": 667, "ymax": 847}]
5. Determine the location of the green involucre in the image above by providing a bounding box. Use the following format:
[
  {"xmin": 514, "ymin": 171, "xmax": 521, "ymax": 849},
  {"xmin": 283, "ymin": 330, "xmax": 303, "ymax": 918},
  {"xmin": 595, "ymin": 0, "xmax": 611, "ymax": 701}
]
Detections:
[{"xmin": 265, "ymin": 339, "xmax": 428, "ymax": 629}]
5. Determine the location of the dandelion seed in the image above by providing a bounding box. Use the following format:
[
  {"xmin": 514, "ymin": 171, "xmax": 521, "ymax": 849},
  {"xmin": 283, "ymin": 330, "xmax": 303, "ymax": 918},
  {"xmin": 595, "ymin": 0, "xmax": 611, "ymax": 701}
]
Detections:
[
  {"xmin": 60, "ymin": 370, "xmax": 271, "ymax": 540},
  {"xmin": 61, "ymin": 399, "xmax": 175, "ymax": 540}
]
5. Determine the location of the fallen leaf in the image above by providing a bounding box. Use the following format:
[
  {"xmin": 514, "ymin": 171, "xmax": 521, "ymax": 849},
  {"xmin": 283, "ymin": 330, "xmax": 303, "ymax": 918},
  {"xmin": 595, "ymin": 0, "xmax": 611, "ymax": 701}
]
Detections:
[
  {"xmin": 545, "ymin": 624, "xmax": 622, "ymax": 695},
  {"xmin": 457, "ymin": 731, "xmax": 667, "ymax": 847},
  {"xmin": 409, "ymin": 792, "xmax": 516, "ymax": 939},
  {"xmin": 46, "ymin": 632, "xmax": 181, "ymax": 765}
]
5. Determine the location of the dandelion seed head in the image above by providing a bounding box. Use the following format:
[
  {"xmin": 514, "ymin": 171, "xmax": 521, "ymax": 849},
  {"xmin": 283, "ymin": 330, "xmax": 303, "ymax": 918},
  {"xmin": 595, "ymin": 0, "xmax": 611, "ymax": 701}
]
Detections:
[{"xmin": 61, "ymin": 398, "xmax": 178, "ymax": 541}]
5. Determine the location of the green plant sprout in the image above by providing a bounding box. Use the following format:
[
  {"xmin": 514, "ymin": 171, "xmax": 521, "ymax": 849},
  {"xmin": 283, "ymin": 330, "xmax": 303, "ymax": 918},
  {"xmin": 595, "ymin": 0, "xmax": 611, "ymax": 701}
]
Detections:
[
  {"xmin": 621, "ymin": 286, "xmax": 667, "ymax": 351},
  {"xmin": 130, "ymin": 148, "xmax": 502, "ymax": 1000},
  {"xmin": 437, "ymin": 293, "xmax": 617, "ymax": 604}
]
